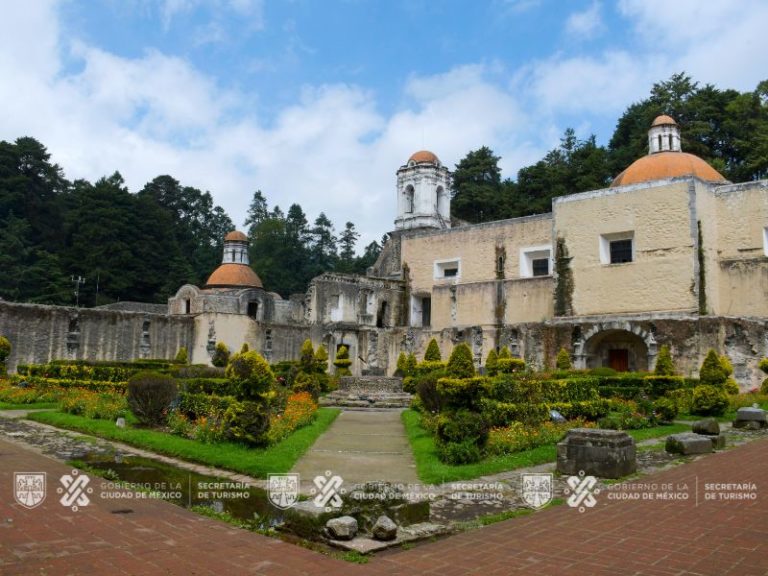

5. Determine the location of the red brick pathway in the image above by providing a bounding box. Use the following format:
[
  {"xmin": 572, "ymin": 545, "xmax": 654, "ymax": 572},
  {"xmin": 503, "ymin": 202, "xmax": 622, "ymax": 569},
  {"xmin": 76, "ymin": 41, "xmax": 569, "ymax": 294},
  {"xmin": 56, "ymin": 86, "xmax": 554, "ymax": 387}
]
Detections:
[{"xmin": 1, "ymin": 436, "xmax": 767, "ymax": 575}]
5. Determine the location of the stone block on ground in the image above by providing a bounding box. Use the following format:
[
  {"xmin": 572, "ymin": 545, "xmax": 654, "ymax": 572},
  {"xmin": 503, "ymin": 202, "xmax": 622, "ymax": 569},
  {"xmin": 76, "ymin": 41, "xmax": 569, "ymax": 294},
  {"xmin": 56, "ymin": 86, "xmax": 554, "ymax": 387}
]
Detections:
[
  {"xmin": 556, "ymin": 428, "xmax": 636, "ymax": 479},
  {"xmin": 733, "ymin": 407, "xmax": 767, "ymax": 429},
  {"xmin": 326, "ymin": 516, "xmax": 358, "ymax": 541},
  {"xmin": 709, "ymin": 435, "xmax": 726, "ymax": 450},
  {"xmin": 692, "ymin": 418, "xmax": 720, "ymax": 436},
  {"xmin": 372, "ymin": 515, "xmax": 398, "ymax": 541},
  {"xmin": 665, "ymin": 433, "xmax": 713, "ymax": 455}
]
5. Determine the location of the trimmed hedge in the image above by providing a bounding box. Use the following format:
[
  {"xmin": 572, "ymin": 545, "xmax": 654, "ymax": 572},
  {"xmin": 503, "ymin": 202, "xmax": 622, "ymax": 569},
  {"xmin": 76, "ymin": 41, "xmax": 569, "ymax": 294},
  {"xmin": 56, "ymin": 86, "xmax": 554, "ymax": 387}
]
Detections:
[
  {"xmin": 17, "ymin": 360, "xmax": 181, "ymax": 382},
  {"xmin": 10, "ymin": 375, "xmax": 125, "ymax": 392},
  {"xmin": 178, "ymin": 391, "xmax": 237, "ymax": 418}
]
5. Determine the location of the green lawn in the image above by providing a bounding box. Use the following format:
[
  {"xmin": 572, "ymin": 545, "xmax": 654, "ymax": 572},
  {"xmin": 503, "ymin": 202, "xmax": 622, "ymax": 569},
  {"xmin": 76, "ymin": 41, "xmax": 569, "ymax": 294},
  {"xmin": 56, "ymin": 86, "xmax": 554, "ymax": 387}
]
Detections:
[
  {"xmin": 27, "ymin": 408, "xmax": 340, "ymax": 478},
  {"xmin": 401, "ymin": 410, "xmax": 556, "ymax": 484},
  {"xmin": 402, "ymin": 410, "xmax": 691, "ymax": 485},
  {"xmin": 0, "ymin": 402, "xmax": 59, "ymax": 410},
  {"xmin": 625, "ymin": 423, "xmax": 690, "ymax": 442}
]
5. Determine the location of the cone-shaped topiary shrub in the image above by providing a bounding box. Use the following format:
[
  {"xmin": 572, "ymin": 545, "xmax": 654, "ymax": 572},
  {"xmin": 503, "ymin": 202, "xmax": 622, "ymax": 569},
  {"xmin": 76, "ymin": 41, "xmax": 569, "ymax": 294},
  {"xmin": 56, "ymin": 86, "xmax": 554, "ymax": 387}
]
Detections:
[
  {"xmin": 654, "ymin": 345, "xmax": 675, "ymax": 376},
  {"xmin": 395, "ymin": 352, "xmax": 408, "ymax": 377},
  {"xmin": 699, "ymin": 349, "xmax": 727, "ymax": 387},
  {"xmin": 299, "ymin": 339, "xmax": 315, "ymax": 372},
  {"xmin": 175, "ymin": 347, "xmax": 189, "ymax": 364},
  {"xmin": 446, "ymin": 343, "xmax": 475, "ymax": 379},
  {"xmin": 485, "ymin": 349, "xmax": 498, "ymax": 376},
  {"xmin": 556, "ymin": 347, "xmax": 572, "ymax": 371},
  {"xmin": 424, "ymin": 338, "xmax": 442, "ymax": 362}
]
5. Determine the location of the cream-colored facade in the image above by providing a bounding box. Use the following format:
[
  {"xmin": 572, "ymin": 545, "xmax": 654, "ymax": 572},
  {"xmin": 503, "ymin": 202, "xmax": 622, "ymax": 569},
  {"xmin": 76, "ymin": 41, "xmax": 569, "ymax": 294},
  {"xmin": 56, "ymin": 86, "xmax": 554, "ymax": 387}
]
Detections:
[
  {"xmin": 356, "ymin": 116, "xmax": 768, "ymax": 387},
  {"xmin": 3, "ymin": 117, "xmax": 767, "ymax": 388}
]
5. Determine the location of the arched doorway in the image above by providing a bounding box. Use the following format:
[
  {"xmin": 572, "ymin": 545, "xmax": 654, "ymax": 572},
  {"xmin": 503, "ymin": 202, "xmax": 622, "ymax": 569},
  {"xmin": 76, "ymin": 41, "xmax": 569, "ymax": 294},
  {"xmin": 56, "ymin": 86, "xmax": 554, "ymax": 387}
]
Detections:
[{"xmin": 584, "ymin": 329, "xmax": 649, "ymax": 372}]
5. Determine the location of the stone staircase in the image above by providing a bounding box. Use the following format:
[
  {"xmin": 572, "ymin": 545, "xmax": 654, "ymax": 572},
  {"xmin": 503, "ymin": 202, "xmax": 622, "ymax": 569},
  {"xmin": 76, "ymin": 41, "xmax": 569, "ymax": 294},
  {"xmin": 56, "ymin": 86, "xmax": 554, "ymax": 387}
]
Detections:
[{"xmin": 320, "ymin": 376, "xmax": 413, "ymax": 409}]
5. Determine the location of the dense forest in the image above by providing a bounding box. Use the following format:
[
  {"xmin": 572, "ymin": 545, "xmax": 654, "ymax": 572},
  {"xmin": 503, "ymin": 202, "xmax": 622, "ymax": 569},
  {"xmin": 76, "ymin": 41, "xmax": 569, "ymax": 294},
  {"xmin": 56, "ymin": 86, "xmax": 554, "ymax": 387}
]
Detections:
[
  {"xmin": 451, "ymin": 74, "xmax": 768, "ymax": 222},
  {"xmin": 1, "ymin": 73, "xmax": 766, "ymax": 307}
]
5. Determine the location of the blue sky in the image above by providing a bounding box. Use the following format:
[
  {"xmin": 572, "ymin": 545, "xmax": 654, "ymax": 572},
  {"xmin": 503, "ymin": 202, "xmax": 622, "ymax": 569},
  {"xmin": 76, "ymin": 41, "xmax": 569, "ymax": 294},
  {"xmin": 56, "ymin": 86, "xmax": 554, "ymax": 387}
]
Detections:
[{"xmin": 1, "ymin": 0, "xmax": 766, "ymax": 248}]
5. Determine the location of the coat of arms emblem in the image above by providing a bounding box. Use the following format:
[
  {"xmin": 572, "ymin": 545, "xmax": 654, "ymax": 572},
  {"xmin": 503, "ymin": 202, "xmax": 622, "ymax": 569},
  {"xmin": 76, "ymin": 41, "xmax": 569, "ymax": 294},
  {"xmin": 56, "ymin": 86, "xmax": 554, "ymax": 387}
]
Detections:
[
  {"xmin": 521, "ymin": 473, "xmax": 553, "ymax": 509},
  {"xmin": 14, "ymin": 472, "xmax": 47, "ymax": 509},
  {"xmin": 268, "ymin": 474, "xmax": 300, "ymax": 510}
]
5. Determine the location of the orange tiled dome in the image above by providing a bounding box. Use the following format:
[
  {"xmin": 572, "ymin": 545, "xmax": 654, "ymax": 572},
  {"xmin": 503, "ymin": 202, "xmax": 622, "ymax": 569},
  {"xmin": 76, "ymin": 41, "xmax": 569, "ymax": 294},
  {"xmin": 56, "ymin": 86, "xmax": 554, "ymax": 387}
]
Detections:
[
  {"xmin": 224, "ymin": 230, "xmax": 248, "ymax": 242},
  {"xmin": 651, "ymin": 114, "xmax": 677, "ymax": 127},
  {"xmin": 408, "ymin": 150, "xmax": 440, "ymax": 165},
  {"xmin": 612, "ymin": 152, "xmax": 727, "ymax": 187},
  {"xmin": 204, "ymin": 263, "xmax": 263, "ymax": 289}
]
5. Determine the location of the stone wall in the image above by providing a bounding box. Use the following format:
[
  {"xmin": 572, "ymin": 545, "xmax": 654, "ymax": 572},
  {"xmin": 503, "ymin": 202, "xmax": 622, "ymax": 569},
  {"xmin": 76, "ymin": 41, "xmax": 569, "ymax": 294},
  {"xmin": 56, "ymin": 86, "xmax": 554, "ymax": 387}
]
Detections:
[
  {"xmin": 554, "ymin": 179, "xmax": 698, "ymax": 316},
  {"xmin": 0, "ymin": 301, "xmax": 194, "ymax": 372}
]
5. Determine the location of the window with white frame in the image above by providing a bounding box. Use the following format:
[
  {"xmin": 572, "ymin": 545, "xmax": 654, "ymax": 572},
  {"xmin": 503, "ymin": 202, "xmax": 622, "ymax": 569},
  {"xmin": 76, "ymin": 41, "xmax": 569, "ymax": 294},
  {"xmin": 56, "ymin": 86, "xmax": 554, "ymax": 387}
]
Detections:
[
  {"xmin": 520, "ymin": 246, "xmax": 552, "ymax": 277},
  {"xmin": 599, "ymin": 232, "xmax": 635, "ymax": 265},
  {"xmin": 434, "ymin": 258, "xmax": 460, "ymax": 280}
]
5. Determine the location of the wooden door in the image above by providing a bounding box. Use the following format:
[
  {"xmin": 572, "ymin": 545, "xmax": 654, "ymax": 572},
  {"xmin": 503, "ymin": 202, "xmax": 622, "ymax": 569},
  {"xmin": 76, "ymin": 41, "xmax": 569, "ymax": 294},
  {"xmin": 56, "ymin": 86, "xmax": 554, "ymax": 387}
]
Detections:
[{"xmin": 608, "ymin": 349, "xmax": 629, "ymax": 372}]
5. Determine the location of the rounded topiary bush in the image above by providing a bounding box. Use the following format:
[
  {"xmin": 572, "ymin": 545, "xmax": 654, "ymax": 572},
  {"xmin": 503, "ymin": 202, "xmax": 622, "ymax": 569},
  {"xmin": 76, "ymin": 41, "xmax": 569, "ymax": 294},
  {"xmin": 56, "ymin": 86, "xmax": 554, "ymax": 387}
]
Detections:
[
  {"xmin": 446, "ymin": 343, "xmax": 475, "ymax": 379},
  {"xmin": 555, "ymin": 347, "xmax": 572, "ymax": 371},
  {"xmin": 691, "ymin": 384, "xmax": 729, "ymax": 416},
  {"xmin": 435, "ymin": 409, "xmax": 488, "ymax": 464},
  {"xmin": 496, "ymin": 357, "xmax": 525, "ymax": 374},
  {"xmin": 759, "ymin": 358, "xmax": 768, "ymax": 375},
  {"xmin": 292, "ymin": 372, "xmax": 321, "ymax": 400},
  {"xmin": 127, "ymin": 370, "xmax": 179, "ymax": 426},
  {"xmin": 211, "ymin": 342, "xmax": 230, "ymax": 368},
  {"xmin": 226, "ymin": 351, "xmax": 276, "ymax": 401},
  {"xmin": 437, "ymin": 439, "xmax": 484, "ymax": 465},
  {"xmin": 222, "ymin": 400, "xmax": 270, "ymax": 446},
  {"xmin": 424, "ymin": 338, "xmax": 442, "ymax": 362},
  {"xmin": 724, "ymin": 378, "xmax": 740, "ymax": 395},
  {"xmin": 653, "ymin": 397, "xmax": 679, "ymax": 423},
  {"xmin": 436, "ymin": 409, "xmax": 489, "ymax": 446}
]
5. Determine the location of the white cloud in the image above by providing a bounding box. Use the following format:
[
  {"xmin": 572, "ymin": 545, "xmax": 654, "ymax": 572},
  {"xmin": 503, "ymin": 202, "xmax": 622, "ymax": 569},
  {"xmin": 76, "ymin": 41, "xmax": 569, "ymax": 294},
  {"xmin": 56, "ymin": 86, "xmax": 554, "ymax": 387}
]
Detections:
[
  {"xmin": 565, "ymin": 1, "xmax": 603, "ymax": 39},
  {"xmin": 1, "ymin": 0, "xmax": 766, "ymax": 255}
]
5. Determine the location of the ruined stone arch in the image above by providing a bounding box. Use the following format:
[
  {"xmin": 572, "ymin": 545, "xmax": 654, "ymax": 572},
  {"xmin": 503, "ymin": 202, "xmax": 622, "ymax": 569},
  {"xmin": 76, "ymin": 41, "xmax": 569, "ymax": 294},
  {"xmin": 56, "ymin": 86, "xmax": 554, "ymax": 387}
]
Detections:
[{"xmin": 576, "ymin": 322, "xmax": 658, "ymax": 372}]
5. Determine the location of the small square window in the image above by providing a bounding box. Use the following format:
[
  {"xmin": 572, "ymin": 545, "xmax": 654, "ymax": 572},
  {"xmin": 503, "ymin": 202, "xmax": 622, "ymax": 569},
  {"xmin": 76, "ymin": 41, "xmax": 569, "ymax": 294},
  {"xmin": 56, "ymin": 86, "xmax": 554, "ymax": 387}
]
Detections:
[
  {"xmin": 600, "ymin": 232, "xmax": 634, "ymax": 265},
  {"xmin": 532, "ymin": 258, "xmax": 549, "ymax": 277},
  {"xmin": 519, "ymin": 246, "xmax": 551, "ymax": 278},
  {"xmin": 610, "ymin": 239, "xmax": 633, "ymax": 264},
  {"xmin": 434, "ymin": 259, "xmax": 461, "ymax": 280}
]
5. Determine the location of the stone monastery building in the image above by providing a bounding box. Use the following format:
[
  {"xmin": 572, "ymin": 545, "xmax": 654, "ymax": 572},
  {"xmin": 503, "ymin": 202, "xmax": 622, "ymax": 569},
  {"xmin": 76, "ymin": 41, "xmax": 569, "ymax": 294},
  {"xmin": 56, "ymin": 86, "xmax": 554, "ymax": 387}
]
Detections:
[{"xmin": 2, "ymin": 116, "xmax": 767, "ymax": 389}]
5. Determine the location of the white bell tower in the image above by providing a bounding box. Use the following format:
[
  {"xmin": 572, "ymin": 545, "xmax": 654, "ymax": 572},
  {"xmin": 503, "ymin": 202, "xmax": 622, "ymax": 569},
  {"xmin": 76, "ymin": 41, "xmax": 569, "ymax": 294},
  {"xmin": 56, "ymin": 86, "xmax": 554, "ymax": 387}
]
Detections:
[
  {"xmin": 648, "ymin": 115, "xmax": 682, "ymax": 154},
  {"xmin": 394, "ymin": 150, "xmax": 452, "ymax": 231}
]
